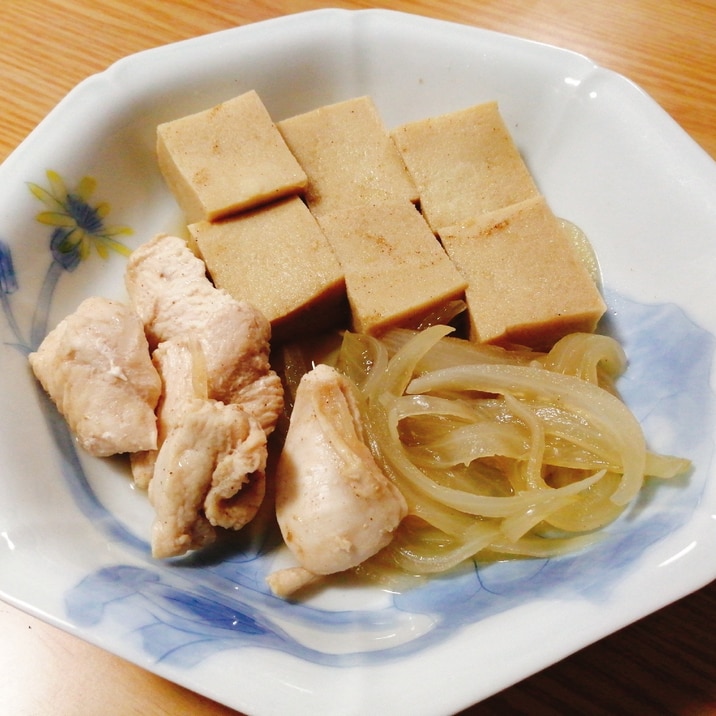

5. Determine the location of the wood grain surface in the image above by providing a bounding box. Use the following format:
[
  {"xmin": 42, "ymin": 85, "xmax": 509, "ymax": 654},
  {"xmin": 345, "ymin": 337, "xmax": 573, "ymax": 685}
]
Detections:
[{"xmin": 1, "ymin": 1, "xmax": 714, "ymax": 714}]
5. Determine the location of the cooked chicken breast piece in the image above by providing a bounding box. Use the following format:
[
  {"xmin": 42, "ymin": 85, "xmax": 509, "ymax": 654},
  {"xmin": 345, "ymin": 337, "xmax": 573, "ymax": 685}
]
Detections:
[
  {"xmin": 272, "ymin": 364, "xmax": 407, "ymax": 585},
  {"xmin": 125, "ymin": 233, "xmax": 283, "ymax": 434},
  {"xmin": 149, "ymin": 398, "xmax": 267, "ymax": 558},
  {"xmin": 266, "ymin": 566, "xmax": 322, "ymax": 599},
  {"xmin": 29, "ymin": 296, "xmax": 161, "ymax": 457},
  {"xmin": 130, "ymin": 336, "xmax": 208, "ymax": 489}
]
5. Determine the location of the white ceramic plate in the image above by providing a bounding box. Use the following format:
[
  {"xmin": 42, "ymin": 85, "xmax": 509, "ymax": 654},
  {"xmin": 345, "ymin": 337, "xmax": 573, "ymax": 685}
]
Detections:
[{"xmin": 1, "ymin": 9, "xmax": 715, "ymax": 715}]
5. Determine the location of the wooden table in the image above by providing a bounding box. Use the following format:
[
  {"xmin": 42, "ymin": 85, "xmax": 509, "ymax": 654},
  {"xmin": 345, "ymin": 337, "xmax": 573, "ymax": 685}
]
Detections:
[{"xmin": 1, "ymin": 1, "xmax": 714, "ymax": 714}]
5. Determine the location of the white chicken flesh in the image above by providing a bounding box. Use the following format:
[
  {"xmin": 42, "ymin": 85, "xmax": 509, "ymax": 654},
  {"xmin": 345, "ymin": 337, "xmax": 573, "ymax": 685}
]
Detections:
[
  {"xmin": 269, "ymin": 364, "xmax": 407, "ymax": 596},
  {"xmin": 130, "ymin": 336, "xmax": 208, "ymax": 489},
  {"xmin": 29, "ymin": 296, "xmax": 161, "ymax": 457},
  {"xmin": 29, "ymin": 234, "xmax": 282, "ymax": 562},
  {"xmin": 149, "ymin": 397, "xmax": 267, "ymax": 559},
  {"xmin": 124, "ymin": 233, "xmax": 283, "ymax": 435}
]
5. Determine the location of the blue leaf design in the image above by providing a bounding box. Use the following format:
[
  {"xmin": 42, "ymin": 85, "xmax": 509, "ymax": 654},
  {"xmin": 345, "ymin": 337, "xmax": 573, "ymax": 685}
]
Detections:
[
  {"xmin": 50, "ymin": 227, "xmax": 82, "ymax": 271},
  {"xmin": 0, "ymin": 239, "xmax": 18, "ymax": 294},
  {"xmin": 0, "ymin": 239, "xmax": 27, "ymax": 350}
]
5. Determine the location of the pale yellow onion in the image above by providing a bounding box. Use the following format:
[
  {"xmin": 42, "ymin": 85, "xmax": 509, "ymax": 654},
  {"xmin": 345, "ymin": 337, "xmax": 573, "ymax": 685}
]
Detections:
[
  {"xmin": 393, "ymin": 394, "xmax": 531, "ymax": 467},
  {"xmin": 645, "ymin": 451, "xmax": 692, "ymax": 478},
  {"xmin": 540, "ymin": 332, "xmax": 626, "ymax": 384},
  {"xmin": 402, "ymin": 399, "xmax": 622, "ymax": 475},
  {"xmin": 560, "ymin": 217, "xmax": 602, "ymax": 285},
  {"xmin": 331, "ymin": 325, "xmax": 690, "ymax": 583},
  {"xmin": 374, "ymin": 324, "xmax": 454, "ymax": 401},
  {"xmin": 416, "ymin": 299, "xmax": 468, "ymax": 329},
  {"xmin": 390, "ymin": 393, "xmax": 483, "ymax": 426},
  {"xmin": 408, "ymin": 420, "xmax": 529, "ymax": 465},
  {"xmin": 542, "ymin": 470, "xmax": 626, "ymax": 532},
  {"xmin": 406, "ymin": 461, "xmax": 515, "ymax": 497},
  {"xmin": 337, "ymin": 331, "xmax": 390, "ymax": 396},
  {"xmin": 502, "ymin": 392, "xmax": 548, "ymax": 491},
  {"xmin": 407, "ymin": 364, "xmax": 647, "ymax": 505},
  {"xmin": 487, "ymin": 530, "xmax": 603, "ymax": 558},
  {"xmin": 361, "ymin": 401, "xmax": 481, "ymax": 537},
  {"xmin": 369, "ymin": 395, "xmax": 577, "ymax": 547},
  {"xmin": 499, "ymin": 470, "xmax": 609, "ymax": 541},
  {"xmin": 381, "ymin": 396, "xmax": 598, "ymax": 518},
  {"xmin": 380, "ymin": 326, "xmax": 537, "ymax": 371},
  {"xmin": 530, "ymin": 402, "xmax": 623, "ymax": 469},
  {"xmin": 390, "ymin": 520, "xmax": 500, "ymax": 574}
]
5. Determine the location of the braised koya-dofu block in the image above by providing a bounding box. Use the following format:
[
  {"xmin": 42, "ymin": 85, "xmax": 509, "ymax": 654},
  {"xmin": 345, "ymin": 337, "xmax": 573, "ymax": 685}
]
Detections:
[
  {"xmin": 317, "ymin": 201, "xmax": 467, "ymax": 335},
  {"xmin": 157, "ymin": 90, "xmax": 307, "ymax": 223},
  {"xmin": 189, "ymin": 196, "xmax": 346, "ymax": 343},
  {"xmin": 277, "ymin": 96, "xmax": 419, "ymax": 216},
  {"xmin": 392, "ymin": 101, "xmax": 540, "ymax": 232},
  {"xmin": 438, "ymin": 196, "xmax": 607, "ymax": 349}
]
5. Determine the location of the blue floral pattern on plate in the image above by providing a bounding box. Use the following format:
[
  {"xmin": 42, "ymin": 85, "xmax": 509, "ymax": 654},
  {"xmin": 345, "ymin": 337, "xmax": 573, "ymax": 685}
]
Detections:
[
  {"xmin": 2, "ymin": 170, "xmax": 132, "ymax": 354},
  {"xmin": 4, "ymin": 171, "xmax": 714, "ymax": 671}
]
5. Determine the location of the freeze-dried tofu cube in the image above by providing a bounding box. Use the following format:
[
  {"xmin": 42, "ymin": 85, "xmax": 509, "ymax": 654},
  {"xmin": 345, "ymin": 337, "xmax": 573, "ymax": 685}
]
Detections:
[
  {"xmin": 277, "ymin": 96, "xmax": 418, "ymax": 216},
  {"xmin": 189, "ymin": 196, "xmax": 346, "ymax": 342},
  {"xmin": 157, "ymin": 90, "xmax": 307, "ymax": 222},
  {"xmin": 392, "ymin": 101, "xmax": 539, "ymax": 232},
  {"xmin": 438, "ymin": 196, "xmax": 606, "ymax": 349},
  {"xmin": 317, "ymin": 201, "xmax": 466, "ymax": 335}
]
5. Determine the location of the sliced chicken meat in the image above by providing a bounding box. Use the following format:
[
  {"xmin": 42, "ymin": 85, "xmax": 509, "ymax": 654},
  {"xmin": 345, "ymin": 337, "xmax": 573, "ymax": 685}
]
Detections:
[
  {"xmin": 149, "ymin": 398, "xmax": 267, "ymax": 559},
  {"xmin": 124, "ymin": 233, "xmax": 283, "ymax": 435},
  {"xmin": 266, "ymin": 566, "xmax": 322, "ymax": 599},
  {"xmin": 130, "ymin": 336, "xmax": 208, "ymax": 489},
  {"xmin": 29, "ymin": 296, "xmax": 161, "ymax": 457},
  {"xmin": 269, "ymin": 364, "xmax": 407, "ymax": 596}
]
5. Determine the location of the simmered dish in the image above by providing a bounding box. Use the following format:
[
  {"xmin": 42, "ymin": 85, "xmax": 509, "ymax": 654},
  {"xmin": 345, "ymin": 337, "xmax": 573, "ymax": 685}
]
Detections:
[{"xmin": 28, "ymin": 91, "xmax": 691, "ymax": 599}]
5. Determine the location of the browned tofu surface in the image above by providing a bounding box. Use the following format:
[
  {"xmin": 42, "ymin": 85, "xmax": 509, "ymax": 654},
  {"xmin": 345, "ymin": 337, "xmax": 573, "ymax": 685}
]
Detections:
[
  {"xmin": 189, "ymin": 196, "xmax": 346, "ymax": 343},
  {"xmin": 438, "ymin": 195, "xmax": 606, "ymax": 349},
  {"xmin": 157, "ymin": 90, "xmax": 307, "ymax": 223},
  {"xmin": 277, "ymin": 96, "xmax": 418, "ymax": 216},
  {"xmin": 392, "ymin": 101, "xmax": 540, "ymax": 232},
  {"xmin": 316, "ymin": 201, "xmax": 467, "ymax": 335}
]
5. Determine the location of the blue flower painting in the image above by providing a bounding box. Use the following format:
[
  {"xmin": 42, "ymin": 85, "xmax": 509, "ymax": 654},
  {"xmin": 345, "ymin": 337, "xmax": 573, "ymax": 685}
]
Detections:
[
  {"xmin": 0, "ymin": 170, "xmax": 132, "ymax": 354},
  {"xmin": 29, "ymin": 170, "xmax": 132, "ymax": 269}
]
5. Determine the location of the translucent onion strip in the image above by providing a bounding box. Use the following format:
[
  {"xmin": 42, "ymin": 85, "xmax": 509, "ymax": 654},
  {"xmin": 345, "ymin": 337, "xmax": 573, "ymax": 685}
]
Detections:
[
  {"xmin": 329, "ymin": 324, "xmax": 691, "ymax": 582},
  {"xmin": 407, "ymin": 363, "xmax": 647, "ymax": 505},
  {"xmin": 389, "ymin": 519, "xmax": 501, "ymax": 574},
  {"xmin": 540, "ymin": 332, "xmax": 626, "ymax": 384}
]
